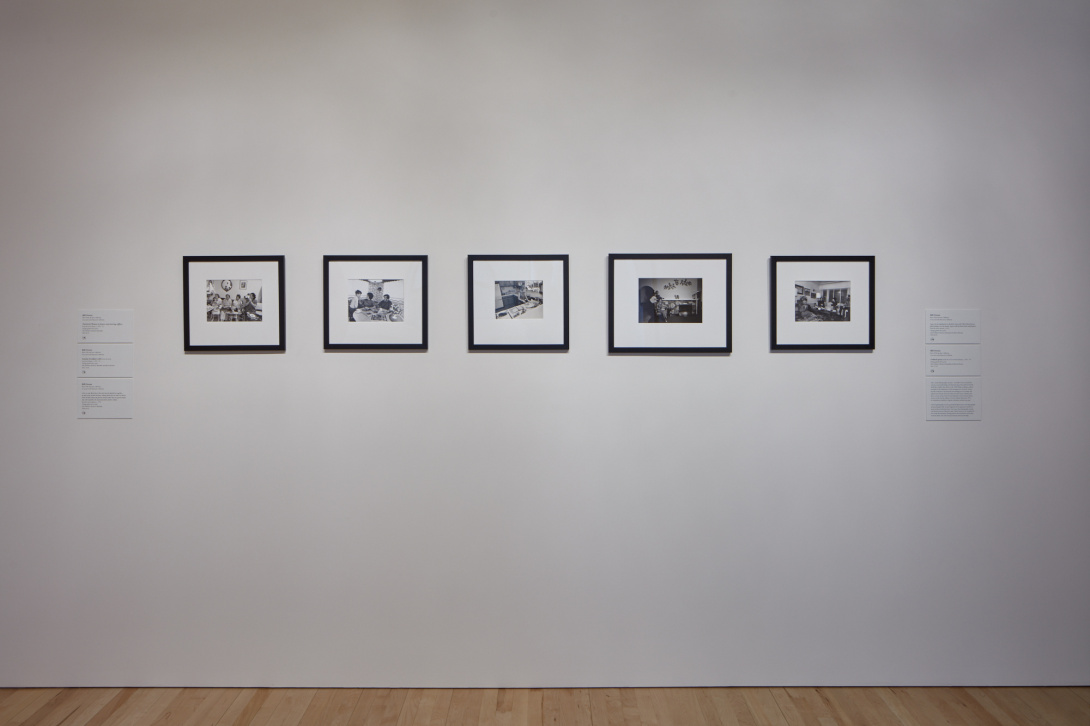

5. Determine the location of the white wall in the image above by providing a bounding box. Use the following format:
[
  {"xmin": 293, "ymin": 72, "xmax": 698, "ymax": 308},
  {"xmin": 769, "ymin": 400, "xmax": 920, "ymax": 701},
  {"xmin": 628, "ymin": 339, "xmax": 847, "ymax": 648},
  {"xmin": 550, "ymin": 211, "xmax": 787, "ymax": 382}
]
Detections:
[{"xmin": 1, "ymin": 0, "xmax": 1088, "ymax": 687}]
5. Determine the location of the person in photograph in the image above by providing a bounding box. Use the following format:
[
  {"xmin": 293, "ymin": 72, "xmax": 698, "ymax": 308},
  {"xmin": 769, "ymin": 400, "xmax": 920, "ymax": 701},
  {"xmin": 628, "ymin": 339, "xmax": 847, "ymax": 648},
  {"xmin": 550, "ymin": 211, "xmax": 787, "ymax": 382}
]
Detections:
[
  {"xmin": 351, "ymin": 292, "xmax": 376, "ymax": 321},
  {"xmin": 638, "ymin": 285, "xmax": 654, "ymax": 323},
  {"xmin": 379, "ymin": 294, "xmax": 392, "ymax": 312},
  {"xmin": 645, "ymin": 287, "xmax": 662, "ymax": 322},
  {"xmin": 652, "ymin": 291, "xmax": 672, "ymax": 323},
  {"xmin": 349, "ymin": 289, "xmax": 364, "ymax": 320},
  {"xmin": 239, "ymin": 292, "xmax": 258, "ymax": 320}
]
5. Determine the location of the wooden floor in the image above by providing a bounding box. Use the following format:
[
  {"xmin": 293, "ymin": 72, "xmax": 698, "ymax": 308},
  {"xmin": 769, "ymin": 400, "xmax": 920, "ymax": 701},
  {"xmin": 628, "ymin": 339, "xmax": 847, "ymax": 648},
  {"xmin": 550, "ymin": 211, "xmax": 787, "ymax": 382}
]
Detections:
[{"xmin": 0, "ymin": 686, "xmax": 1088, "ymax": 726}]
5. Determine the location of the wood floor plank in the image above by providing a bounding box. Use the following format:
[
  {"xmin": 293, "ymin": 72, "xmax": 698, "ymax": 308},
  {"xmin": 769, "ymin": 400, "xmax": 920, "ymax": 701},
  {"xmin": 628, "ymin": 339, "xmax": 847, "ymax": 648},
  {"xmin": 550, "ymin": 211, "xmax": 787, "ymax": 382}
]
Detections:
[
  {"xmin": 570, "ymin": 689, "xmax": 592, "ymax": 726},
  {"xmin": 238, "ymin": 690, "xmax": 289, "ymax": 726},
  {"xmin": 442, "ymin": 689, "xmax": 482, "ymax": 726},
  {"xmin": 684, "ymin": 687, "xmax": 726, "ymax": 726},
  {"xmin": 588, "ymin": 688, "xmax": 628, "ymax": 726},
  {"xmin": 526, "ymin": 690, "xmax": 543, "ymax": 726},
  {"xmin": 15, "ymin": 688, "xmax": 123, "ymax": 726},
  {"xmin": 263, "ymin": 689, "xmax": 316, "ymax": 726},
  {"xmin": 1007, "ymin": 686, "xmax": 1090, "ymax": 726},
  {"xmin": 950, "ymin": 684, "xmax": 1024, "ymax": 723},
  {"xmin": 541, "ymin": 688, "xmax": 591, "ymax": 726},
  {"xmin": 956, "ymin": 689, "xmax": 1022, "ymax": 726},
  {"xmin": 0, "ymin": 689, "xmax": 58, "ymax": 723},
  {"xmin": 146, "ymin": 687, "xmax": 213, "ymax": 726},
  {"xmin": 738, "ymin": 689, "xmax": 789, "ymax": 726},
  {"xmin": 396, "ymin": 689, "xmax": 452, "ymax": 726},
  {"xmin": 703, "ymin": 688, "xmax": 759, "ymax": 726},
  {"xmin": 616, "ymin": 688, "xmax": 645, "ymax": 726},
  {"xmin": 816, "ymin": 688, "xmax": 872, "ymax": 726},
  {"xmin": 323, "ymin": 689, "xmax": 366, "ymax": 726},
  {"xmin": 394, "ymin": 690, "xmax": 424, "ymax": 726},
  {"xmin": 493, "ymin": 689, "xmax": 517, "ymax": 726},
  {"xmin": 78, "ymin": 689, "xmax": 140, "ymax": 726},
  {"xmin": 492, "ymin": 689, "xmax": 528, "ymax": 726},
  {"xmin": 13, "ymin": 688, "xmax": 84, "ymax": 726},
  {"xmin": 91, "ymin": 688, "xmax": 151, "ymax": 726},
  {"xmin": 175, "ymin": 688, "xmax": 243, "ymax": 726},
  {"xmin": 475, "ymin": 690, "xmax": 499, "ymax": 726},
  {"xmin": 938, "ymin": 687, "xmax": 1009, "ymax": 726},
  {"xmin": 895, "ymin": 687, "xmax": 1006, "ymax": 726},
  {"xmin": 823, "ymin": 688, "xmax": 912, "ymax": 726},
  {"xmin": 213, "ymin": 688, "xmax": 266, "ymax": 726},
  {"xmin": 688, "ymin": 689, "xmax": 726, "ymax": 726},
  {"xmin": 33, "ymin": 688, "xmax": 125, "ymax": 726},
  {"xmin": 3, "ymin": 688, "xmax": 1090, "ymax": 726},
  {"xmin": 943, "ymin": 687, "xmax": 1009, "ymax": 726},
  {"xmin": 360, "ymin": 689, "xmax": 409, "ymax": 726},
  {"xmin": 0, "ymin": 689, "xmax": 64, "ymax": 726},
  {"xmin": 299, "ymin": 690, "xmax": 365, "ymax": 726},
  {"xmin": 871, "ymin": 688, "xmax": 927, "ymax": 726},
  {"xmin": 425, "ymin": 689, "xmax": 454, "ymax": 726},
  {"xmin": 650, "ymin": 688, "xmax": 711, "ymax": 726},
  {"xmin": 880, "ymin": 687, "xmax": 957, "ymax": 726},
  {"xmin": 632, "ymin": 689, "xmax": 660, "ymax": 726},
  {"xmin": 104, "ymin": 689, "xmax": 184, "ymax": 726},
  {"xmin": 772, "ymin": 687, "xmax": 838, "ymax": 726},
  {"xmin": 294, "ymin": 690, "xmax": 336, "ymax": 726},
  {"xmin": 345, "ymin": 690, "xmax": 385, "ymax": 726},
  {"xmin": 645, "ymin": 690, "xmax": 675, "ymax": 726},
  {"xmin": 1040, "ymin": 685, "xmax": 1090, "ymax": 721}
]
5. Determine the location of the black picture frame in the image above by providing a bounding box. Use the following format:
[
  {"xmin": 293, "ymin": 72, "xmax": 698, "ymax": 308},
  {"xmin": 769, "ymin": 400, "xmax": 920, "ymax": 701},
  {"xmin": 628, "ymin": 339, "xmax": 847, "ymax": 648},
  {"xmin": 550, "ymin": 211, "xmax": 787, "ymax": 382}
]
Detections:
[
  {"xmin": 467, "ymin": 254, "xmax": 569, "ymax": 350},
  {"xmin": 770, "ymin": 255, "xmax": 875, "ymax": 350},
  {"xmin": 608, "ymin": 253, "xmax": 732, "ymax": 354},
  {"xmin": 323, "ymin": 255, "xmax": 428, "ymax": 350},
  {"xmin": 183, "ymin": 255, "xmax": 286, "ymax": 351}
]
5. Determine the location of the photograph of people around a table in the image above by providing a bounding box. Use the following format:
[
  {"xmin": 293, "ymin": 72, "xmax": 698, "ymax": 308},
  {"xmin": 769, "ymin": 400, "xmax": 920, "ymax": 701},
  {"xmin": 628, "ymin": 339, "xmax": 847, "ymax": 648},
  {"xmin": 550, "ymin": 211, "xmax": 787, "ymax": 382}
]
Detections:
[
  {"xmin": 348, "ymin": 279, "xmax": 405, "ymax": 322},
  {"xmin": 795, "ymin": 281, "xmax": 850, "ymax": 322},
  {"xmin": 494, "ymin": 280, "xmax": 543, "ymax": 319},
  {"xmin": 206, "ymin": 279, "xmax": 262, "ymax": 322},
  {"xmin": 638, "ymin": 278, "xmax": 702, "ymax": 323}
]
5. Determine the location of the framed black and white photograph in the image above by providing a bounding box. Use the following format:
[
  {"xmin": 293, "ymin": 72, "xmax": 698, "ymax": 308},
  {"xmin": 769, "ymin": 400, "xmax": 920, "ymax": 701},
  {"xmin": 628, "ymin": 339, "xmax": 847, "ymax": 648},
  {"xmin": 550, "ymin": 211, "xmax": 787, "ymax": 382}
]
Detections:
[
  {"xmin": 183, "ymin": 255, "xmax": 285, "ymax": 351},
  {"xmin": 324, "ymin": 255, "xmax": 428, "ymax": 350},
  {"xmin": 770, "ymin": 255, "xmax": 875, "ymax": 350},
  {"xmin": 468, "ymin": 255, "xmax": 568, "ymax": 350},
  {"xmin": 608, "ymin": 253, "xmax": 732, "ymax": 353}
]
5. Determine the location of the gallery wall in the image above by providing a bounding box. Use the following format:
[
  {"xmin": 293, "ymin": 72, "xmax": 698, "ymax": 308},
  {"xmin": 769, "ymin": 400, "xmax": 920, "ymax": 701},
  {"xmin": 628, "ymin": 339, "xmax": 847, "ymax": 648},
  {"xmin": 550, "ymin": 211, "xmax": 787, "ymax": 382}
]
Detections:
[{"xmin": 1, "ymin": 0, "xmax": 1088, "ymax": 687}]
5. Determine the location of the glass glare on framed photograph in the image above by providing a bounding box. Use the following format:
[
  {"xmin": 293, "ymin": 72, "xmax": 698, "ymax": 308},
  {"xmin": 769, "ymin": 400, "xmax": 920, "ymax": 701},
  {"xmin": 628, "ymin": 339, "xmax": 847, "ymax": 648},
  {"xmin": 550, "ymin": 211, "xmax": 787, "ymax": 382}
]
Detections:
[
  {"xmin": 205, "ymin": 279, "xmax": 263, "ymax": 322},
  {"xmin": 794, "ymin": 281, "xmax": 851, "ymax": 322},
  {"xmin": 638, "ymin": 278, "xmax": 702, "ymax": 324},
  {"xmin": 348, "ymin": 279, "xmax": 405, "ymax": 322},
  {"xmin": 495, "ymin": 280, "xmax": 543, "ymax": 319}
]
